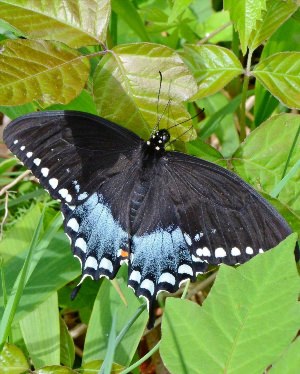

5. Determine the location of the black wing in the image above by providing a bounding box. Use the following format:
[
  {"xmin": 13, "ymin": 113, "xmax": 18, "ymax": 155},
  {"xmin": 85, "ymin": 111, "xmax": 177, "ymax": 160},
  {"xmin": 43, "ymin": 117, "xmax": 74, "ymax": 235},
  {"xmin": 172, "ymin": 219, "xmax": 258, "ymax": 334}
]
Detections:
[
  {"xmin": 4, "ymin": 111, "xmax": 144, "ymax": 280},
  {"xmin": 127, "ymin": 150, "xmax": 292, "ymax": 322}
]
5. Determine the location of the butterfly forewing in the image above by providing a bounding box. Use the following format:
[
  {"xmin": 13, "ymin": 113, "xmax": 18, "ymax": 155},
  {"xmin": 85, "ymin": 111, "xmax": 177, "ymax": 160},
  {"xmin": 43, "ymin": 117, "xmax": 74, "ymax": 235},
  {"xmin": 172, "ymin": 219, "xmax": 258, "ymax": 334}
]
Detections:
[{"xmin": 4, "ymin": 111, "xmax": 144, "ymax": 281}]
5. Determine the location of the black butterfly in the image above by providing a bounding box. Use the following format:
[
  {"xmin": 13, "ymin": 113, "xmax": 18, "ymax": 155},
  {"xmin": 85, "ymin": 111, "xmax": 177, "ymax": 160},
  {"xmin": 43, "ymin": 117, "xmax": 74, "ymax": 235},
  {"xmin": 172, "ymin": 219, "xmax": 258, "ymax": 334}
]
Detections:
[{"xmin": 4, "ymin": 111, "xmax": 293, "ymax": 327}]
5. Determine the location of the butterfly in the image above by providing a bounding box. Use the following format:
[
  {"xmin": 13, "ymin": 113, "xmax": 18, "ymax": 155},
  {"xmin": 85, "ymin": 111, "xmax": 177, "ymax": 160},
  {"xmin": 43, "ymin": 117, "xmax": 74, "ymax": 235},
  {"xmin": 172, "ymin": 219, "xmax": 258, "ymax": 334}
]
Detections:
[{"xmin": 4, "ymin": 110, "xmax": 293, "ymax": 327}]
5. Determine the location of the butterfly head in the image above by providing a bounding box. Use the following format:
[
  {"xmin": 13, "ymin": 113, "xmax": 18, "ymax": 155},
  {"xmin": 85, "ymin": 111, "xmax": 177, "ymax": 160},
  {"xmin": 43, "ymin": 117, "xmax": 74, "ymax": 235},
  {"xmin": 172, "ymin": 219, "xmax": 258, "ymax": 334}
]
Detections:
[{"xmin": 146, "ymin": 129, "xmax": 170, "ymax": 152}]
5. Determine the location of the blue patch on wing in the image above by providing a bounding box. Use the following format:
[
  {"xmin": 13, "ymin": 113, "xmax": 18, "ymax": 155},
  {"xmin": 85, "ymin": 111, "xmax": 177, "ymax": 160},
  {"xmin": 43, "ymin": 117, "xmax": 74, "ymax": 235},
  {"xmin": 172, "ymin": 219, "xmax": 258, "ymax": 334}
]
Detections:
[
  {"xmin": 63, "ymin": 192, "xmax": 129, "ymax": 280},
  {"xmin": 128, "ymin": 226, "xmax": 208, "ymax": 309}
]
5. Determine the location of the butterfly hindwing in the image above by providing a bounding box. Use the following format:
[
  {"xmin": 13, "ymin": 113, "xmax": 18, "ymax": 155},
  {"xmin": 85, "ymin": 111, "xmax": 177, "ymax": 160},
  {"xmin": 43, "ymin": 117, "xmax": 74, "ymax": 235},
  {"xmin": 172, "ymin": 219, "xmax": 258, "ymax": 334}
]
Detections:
[{"xmin": 126, "ymin": 150, "xmax": 292, "ymax": 318}]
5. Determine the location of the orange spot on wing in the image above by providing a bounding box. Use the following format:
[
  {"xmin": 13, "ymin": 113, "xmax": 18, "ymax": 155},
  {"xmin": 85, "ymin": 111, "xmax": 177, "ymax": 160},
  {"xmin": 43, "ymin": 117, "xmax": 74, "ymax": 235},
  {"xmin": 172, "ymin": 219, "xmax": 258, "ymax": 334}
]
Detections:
[{"xmin": 120, "ymin": 249, "xmax": 128, "ymax": 258}]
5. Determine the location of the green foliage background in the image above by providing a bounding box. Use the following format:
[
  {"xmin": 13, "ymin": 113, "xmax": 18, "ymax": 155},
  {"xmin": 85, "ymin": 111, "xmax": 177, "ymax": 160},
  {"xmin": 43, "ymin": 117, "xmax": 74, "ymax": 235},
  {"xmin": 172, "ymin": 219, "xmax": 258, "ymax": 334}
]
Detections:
[{"xmin": 0, "ymin": 0, "xmax": 299, "ymax": 373}]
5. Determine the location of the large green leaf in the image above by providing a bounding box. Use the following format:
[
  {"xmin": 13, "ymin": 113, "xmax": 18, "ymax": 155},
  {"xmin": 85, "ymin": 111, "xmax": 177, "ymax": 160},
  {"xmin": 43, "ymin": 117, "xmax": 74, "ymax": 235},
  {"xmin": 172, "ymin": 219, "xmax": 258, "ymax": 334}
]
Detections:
[
  {"xmin": 93, "ymin": 43, "xmax": 197, "ymax": 141},
  {"xmin": 232, "ymin": 114, "xmax": 300, "ymax": 216},
  {"xmin": 248, "ymin": 0, "xmax": 298, "ymax": 52},
  {"xmin": 0, "ymin": 232, "xmax": 79, "ymax": 323},
  {"xmin": 0, "ymin": 39, "xmax": 90, "ymax": 106},
  {"xmin": 20, "ymin": 293, "xmax": 60, "ymax": 368},
  {"xmin": 253, "ymin": 52, "xmax": 300, "ymax": 109},
  {"xmin": 224, "ymin": 0, "xmax": 267, "ymax": 54},
  {"xmin": 182, "ymin": 44, "xmax": 243, "ymax": 100},
  {"xmin": 270, "ymin": 337, "xmax": 300, "ymax": 373},
  {"xmin": 0, "ymin": 0, "xmax": 110, "ymax": 47},
  {"xmin": 161, "ymin": 234, "xmax": 299, "ymax": 374},
  {"xmin": 83, "ymin": 275, "xmax": 148, "ymax": 366}
]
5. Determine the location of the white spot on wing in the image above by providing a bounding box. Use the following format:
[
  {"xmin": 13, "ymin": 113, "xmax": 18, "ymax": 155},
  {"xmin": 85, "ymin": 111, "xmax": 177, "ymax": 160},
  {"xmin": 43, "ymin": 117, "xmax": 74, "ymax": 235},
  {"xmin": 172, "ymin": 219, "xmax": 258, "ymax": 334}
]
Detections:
[
  {"xmin": 259, "ymin": 248, "xmax": 264, "ymax": 254},
  {"xmin": 99, "ymin": 258, "xmax": 113, "ymax": 272},
  {"xmin": 84, "ymin": 256, "xmax": 98, "ymax": 270},
  {"xmin": 26, "ymin": 152, "xmax": 33, "ymax": 158},
  {"xmin": 75, "ymin": 237, "xmax": 87, "ymax": 253},
  {"xmin": 78, "ymin": 192, "xmax": 88, "ymax": 201},
  {"xmin": 178, "ymin": 264, "xmax": 193, "ymax": 276},
  {"xmin": 59, "ymin": 188, "xmax": 68, "ymax": 198},
  {"xmin": 192, "ymin": 254, "xmax": 207, "ymax": 263},
  {"xmin": 41, "ymin": 167, "xmax": 49, "ymax": 177},
  {"xmin": 67, "ymin": 218, "xmax": 79, "ymax": 232},
  {"xmin": 158, "ymin": 272, "xmax": 176, "ymax": 285},
  {"xmin": 140, "ymin": 279, "xmax": 155, "ymax": 295},
  {"xmin": 184, "ymin": 233, "xmax": 192, "ymax": 246},
  {"xmin": 196, "ymin": 247, "xmax": 211, "ymax": 257},
  {"xmin": 20, "ymin": 146, "xmax": 25, "ymax": 151},
  {"xmin": 33, "ymin": 158, "xmax": 41, "ymax": 166},
  {"xmin": 13, "ymin": 140, "xmax": 18, "ymax": 144},
  {"xmin": 215, "ymin": 247, "xmax": 226, "ymax": 258},
  {"xmin": 246, "ymin": 246, "xmax": 254, "ymax": 255},
  {"xmin": 129, "ymin": 270, "xmax": 141, "ymax": 283},
  {"xmin": 49, "ymin": 178, "xmax": 58, "ymax": 189},
  {"xmin": 231, "ymin": 247, "xmax": 241, "ymax": 256}
]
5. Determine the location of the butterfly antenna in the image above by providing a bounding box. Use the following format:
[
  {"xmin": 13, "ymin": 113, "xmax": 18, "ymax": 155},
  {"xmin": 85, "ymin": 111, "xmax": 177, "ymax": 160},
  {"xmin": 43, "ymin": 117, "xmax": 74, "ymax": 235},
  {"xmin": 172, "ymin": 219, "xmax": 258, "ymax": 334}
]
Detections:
[
  {"xmin": 167, "ymin": 108, "xmax": 205, "ymax": 146},
  {"xmin": 156, "ymin": 71, "xmax": 163, "ymax": 130}
]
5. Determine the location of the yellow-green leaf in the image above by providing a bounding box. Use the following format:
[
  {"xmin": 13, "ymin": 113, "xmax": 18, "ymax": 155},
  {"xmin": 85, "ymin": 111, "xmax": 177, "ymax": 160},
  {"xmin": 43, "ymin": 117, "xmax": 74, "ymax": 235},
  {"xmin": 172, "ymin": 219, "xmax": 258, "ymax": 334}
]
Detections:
[
  {"xmin": 0, "ymin": 343, "xmax": 29, "ymax": 374},
  {"xmin": 253, "ymin": 52, "xmax": 300, "ymax": 109},
  {"xmin": 182, "ymin": 44, "xmax": 243, "ymax": 99},
  {"xmin": 0, "ymin": 0, "xmax": 110, "ymax": 48},
  {"xmin": 248, "ymin": 0, "xmax": 298, "ymax": 52},
  {"xmin": 0, "ymin": 39, "xmax": 90, "ymax": 106},
  {"xmin": 224, "ymin": 0, "xmax": 267, "ymax": 55},
  {"xmin": 93, "ymin": 42, "xmax": 197, "ymax": 141}
]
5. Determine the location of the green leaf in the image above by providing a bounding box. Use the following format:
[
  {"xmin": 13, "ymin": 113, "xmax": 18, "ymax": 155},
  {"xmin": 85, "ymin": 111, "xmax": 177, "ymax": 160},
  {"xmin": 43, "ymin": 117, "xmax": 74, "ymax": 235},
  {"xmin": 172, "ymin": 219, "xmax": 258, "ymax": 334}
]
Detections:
[
  {"xmin": 224, "ymin": 0, "xmax": 267, "ymax": 54},
  {"xmin": 196, "ymin": 92, "xmax": 239, "ymax": 157},
  {"xmin": 83, "ymin": 276, "xmax": 148, "ymax": 366},
  {"xmin": 81, "ymin": 360, "xmax": 124, "ymax": 374},
  {"xmin": 46, "ymin": 89, "xmax": 98, "ymax": 115},
  {"xmin": 0, "ymin": 0, "xmax": 110, "ymax": 47},
  {"xmin": 60, "ymin": 317, "xmax": 75, "ymax": 368},
  {"xmin": 0, "ymin": 208, "xmax": 46, "ymax": 351},
  {"xmin": 248, "ymin": 0, "xmax": 298, "ymax": 52},
  {"xmin": 0, "ymin": 39, "xmax": 90, "ymax": 106},
  {"xmin": 112, "ymin": 0, "xmax": 150, "ymax": 41},
  {"xmin": 254, "ymin": 15, "xmax": 300, "ymax": 126},
  {"xmin": 198, "ymin": 90, "xmax": 254, "ymax": 139},
  {"xmin": 0, "ymin": 343, "xmax": 29, "ymax": 374},
  {"xmin": 93, "ymin": 43, "xmax": 197, "ymax": 141},
  {"xmin": 186, "ymin": 139, "xmax": 227, "ymax": 167},
  {"xmin": 270, "ymin": 337, "xmax": 300, "ymax": 373},
  {"xmin": 253, "ymin": 52, "xmax": 300, "ymax": 109},
  {"xmin": 20, "ymin": 293, "xmax": 60, "ymax": 368},
  {"xmin": 195, "ymin": 10, "xmax": 232, "ymax": 43},
  {"xmin": 0, "ymin": 102, "xmax": 37, "ymax": 119},
  {"xmin": 182, "ymin": 44, "xmax": 243, "ymax": 100},
  {"xmin": 260, "ymin": 192, "xmax": 300, "ymax": 235},
  {"xmin": 35, "ymin": 366, "xmax": 77, "ymax": 374},
  {"xmin": 232, "ymin": 114, "xmax": 300, "ymax": 216},
  {"xmin": 0, "ymin": 204, "xmax": 41, "ymax": 263},
  {"xmin": 161, "ymin": 234, "xmax": 299, "ymax": 374},
  {"xmin": 168, "ymin": 0, "xmax": 193, "ymax": 23},
  {"xmin": 0, "ymin": 225, "xmax": 79, "ymax": 324}
]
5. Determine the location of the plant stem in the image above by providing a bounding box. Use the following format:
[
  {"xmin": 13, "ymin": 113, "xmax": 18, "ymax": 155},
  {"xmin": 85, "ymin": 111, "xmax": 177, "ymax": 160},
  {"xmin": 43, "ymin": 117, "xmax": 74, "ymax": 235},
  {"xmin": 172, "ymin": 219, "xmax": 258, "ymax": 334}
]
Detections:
[
  {"xmin": 240, "ymin": 49, "xmax": 253, "ymax": 142},
  {"xmin": 121, "ymin": 341, "xmax": 161, "ymax": 374}
]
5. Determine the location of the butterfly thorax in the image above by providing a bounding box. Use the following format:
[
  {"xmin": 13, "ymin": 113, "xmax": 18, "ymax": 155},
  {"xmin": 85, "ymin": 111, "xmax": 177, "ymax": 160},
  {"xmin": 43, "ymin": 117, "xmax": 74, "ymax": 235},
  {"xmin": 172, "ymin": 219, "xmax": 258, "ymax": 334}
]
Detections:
[{"xmin": 146, "ymin": 129, "xmax": 170, "ymax": 152}]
